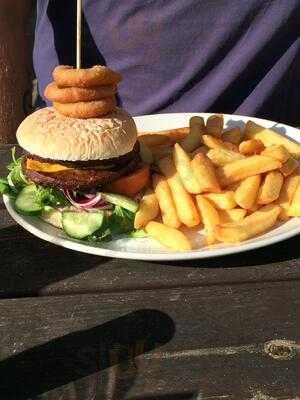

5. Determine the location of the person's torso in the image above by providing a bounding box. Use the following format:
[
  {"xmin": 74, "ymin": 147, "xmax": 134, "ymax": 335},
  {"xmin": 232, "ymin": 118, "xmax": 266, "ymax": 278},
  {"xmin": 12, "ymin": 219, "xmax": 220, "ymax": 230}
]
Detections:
[{"xmin": 34, "ymin": 0, "xmax": 300, "ymax": 125}]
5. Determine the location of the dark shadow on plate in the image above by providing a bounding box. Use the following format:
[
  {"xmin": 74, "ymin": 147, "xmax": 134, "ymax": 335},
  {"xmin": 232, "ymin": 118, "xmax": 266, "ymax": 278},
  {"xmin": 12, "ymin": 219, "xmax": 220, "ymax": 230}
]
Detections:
[
  {"xmin": 130, "ymin": 393, "xmax": 197, "ymax": 400},
  {"xmin": 0, "ymin": 224, "xmax": 106, "ymax": 299},
  {"xmin": 225, "ymin": 119, "xmax": 289, "ymax": 138},
  {"xmin": 226, "ymin": 118, "xmax": 297, "ymax": 146},
  {"xmin": 0, "ymin": 309, "xmax": 175, "ymax": 400},
  {"xmin": 160, "ymin": 234, "xmax": 300, "ymax": 269},
  {"xmin": 224, "ymin": 118, "xmax": 245, "ymax": 130},
  {"xmin": 270, "ymin": 124, "xmax": 287, "ymax": 136}
]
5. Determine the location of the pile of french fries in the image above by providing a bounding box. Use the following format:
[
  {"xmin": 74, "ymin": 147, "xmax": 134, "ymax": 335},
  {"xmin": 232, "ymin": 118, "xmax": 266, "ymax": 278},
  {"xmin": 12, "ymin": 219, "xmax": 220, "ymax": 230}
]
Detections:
[{"xmin": 135, "ymin": 115, "xmax": 300, "ymax": 251}]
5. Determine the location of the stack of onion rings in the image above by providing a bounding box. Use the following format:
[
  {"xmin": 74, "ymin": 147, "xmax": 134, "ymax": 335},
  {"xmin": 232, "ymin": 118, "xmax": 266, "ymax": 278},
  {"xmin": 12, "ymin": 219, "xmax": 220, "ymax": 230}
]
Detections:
[
  {"xmin": 44, "ymin": 82, "xmax": 116, "ymax": 103},
  {"xmin": 53, "ymin": 98, "xmax": 116, "ymax": 119},
  {"xmin": 53, "ymin": 65, "xmax": 122, "ymax": 87},
  {"xmin": 44, "ymin": 65, "xmax": 122, "ymax": 119}
]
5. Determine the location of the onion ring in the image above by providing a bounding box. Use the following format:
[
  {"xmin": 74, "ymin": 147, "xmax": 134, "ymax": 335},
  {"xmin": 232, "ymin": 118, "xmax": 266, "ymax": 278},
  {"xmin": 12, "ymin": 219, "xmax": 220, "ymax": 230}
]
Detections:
[
  {"xmin": 44, "ymin": 82, "xmax": 116, "ymax": 103},
  {"xmin": 53, "ymin": 65, "xmax": 122, "ymax": 88},
  {"xmin": 53, "ymin": 97, "xmax": 116, "ymax": 118}
]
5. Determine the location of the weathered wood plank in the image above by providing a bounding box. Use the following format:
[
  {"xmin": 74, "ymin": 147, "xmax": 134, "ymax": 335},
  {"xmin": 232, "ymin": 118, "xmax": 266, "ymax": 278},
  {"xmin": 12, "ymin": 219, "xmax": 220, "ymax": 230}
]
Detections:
[{"xmin": 0, "ymin": 282, "xmax": 299, "ymax": 399}]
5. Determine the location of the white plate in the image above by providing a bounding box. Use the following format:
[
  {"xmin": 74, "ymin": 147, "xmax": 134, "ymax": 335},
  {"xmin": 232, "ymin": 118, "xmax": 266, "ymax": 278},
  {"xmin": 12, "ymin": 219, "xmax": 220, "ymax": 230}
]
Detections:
[{"xmin": 4, "ymin": 113, "xmax": 300, "ymax": 261}]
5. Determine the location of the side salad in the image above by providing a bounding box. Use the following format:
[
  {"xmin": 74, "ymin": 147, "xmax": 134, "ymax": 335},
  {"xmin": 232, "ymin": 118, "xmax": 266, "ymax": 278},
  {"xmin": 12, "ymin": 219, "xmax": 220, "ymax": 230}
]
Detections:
[{"xmin": 0, "ymin": 148, "xmax": 146, "ymax": 242}]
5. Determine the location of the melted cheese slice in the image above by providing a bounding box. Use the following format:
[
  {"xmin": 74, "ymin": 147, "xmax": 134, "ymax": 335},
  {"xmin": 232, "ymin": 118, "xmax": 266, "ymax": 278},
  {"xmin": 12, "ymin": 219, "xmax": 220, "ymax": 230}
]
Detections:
[{"xmin": 26, "ymin": 158, "xmax": 72, "ymax": 172}]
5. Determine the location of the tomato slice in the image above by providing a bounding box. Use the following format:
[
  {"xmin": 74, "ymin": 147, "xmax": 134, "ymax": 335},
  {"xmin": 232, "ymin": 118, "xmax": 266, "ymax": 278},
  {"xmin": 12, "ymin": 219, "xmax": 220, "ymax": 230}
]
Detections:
[{"xmin": 105, "ymin": 164, "xmax": 150, "ymax": 197}]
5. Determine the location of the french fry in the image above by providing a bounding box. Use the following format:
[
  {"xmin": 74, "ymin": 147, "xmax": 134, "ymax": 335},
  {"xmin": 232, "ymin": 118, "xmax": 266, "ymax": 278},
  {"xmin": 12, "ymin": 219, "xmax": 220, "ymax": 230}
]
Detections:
[
  {"xmin": 139, "ymin": 141, "xmax": 153, "ymax": 164},
  {"xmin": 138, "ymin": 134, "xmax": 171, "ymax": 147},
  {"xmin": 219, "ymin": 208, "xmax": 247, "ymax": 223},
  {"xmin": 145, "ymin": 221, "xmax": 192, "ymax": 251},
  {"xmin": 213, "ymin": 204, "xmax": 281, "ymax": 243},
  {"xmin": 247, "ymin": 203, "xmax": 260, "ymax": 213},
  {"xmin": 164, "ymin": 127, "xmax": 190, "ymax": 142},
  {"xmin": 207, "ymin": 148, "xmax": 245, "ymax": 166},
  {"xmin": 234, "ymin": 175, "xmax": 261, "ymax": 209},
  {"xmin": 277, "ymin": 168, "xmax": 300, "ymax": 220},
  {"xmin": 206, "ymin": 114, "xmax": 223, "ymax": 137},
  {"xmin": 134, "ymin": 189, "xmax": 159, "ymax": 229},
  {"xmin": 181, "ymin": 116, "xmax": 205, "ymax": 152},
  {"xmin": 224, "ymin": 142, "xmax": 239, "ymax": 152},
  {"xmin": 158, "ymin": 157, "xmax": 201, "ymax": 227},
  {"xmin": 196, "ymin": 195, "xmax": 220, "ymax": 245},
  {"xmin": 204, "ymin": 191, "xmax": 236, "ymax": 210},
  {"xmin": 261, "ymin": 145, "xmax": 290, "ymax": 163},
  {"xmin": 244, "ymin": 120, "xmax": 300, "ymax": 157},
  {"xmin": 173, "ymin": 143, "xmax": 202, "ymax": 193},
  {"xmin": 287, "ymin": 182, "xmax": 300, "ymax": 217},
  {"xmin": 217, "ymin": 155, "xmax": 282, "ymax": 186},
  {"xmin": 191, "ymin": 153, "xmax": 221, "ymax": 193},
  {"xmin": 257, "ymin": 171, "xmax": 284, "ymax": 204},
  {"xmin": 225, "ymin": 181, "xmax": 241, "ymax": 191},
  {"xmin": 280, "ymin": 157, "xmax": 299, "ymax": 177},
  {"xmin": 222, "ymin": 127, "xmax": 243, "ymax": 145},
  {"xmin": 202, "ymin": 134, "xmax": 224, "ymax": 149},
  {"xmin": 152, "ymin": 174, "xmax": 181, "ymax": 228},
  {"xmin": 138, "ymin": 127, "xmax": 189, "ymax": 146},
  {"xmin": 143, "ymin": 121, "xmax": 299, "ymax": 249},
  {"xmin": 153, "ymin": 145, "xmax": 173, "ymax": 162},
  {"xmin": 191, "ymin": 145, "xmax": 209, "ymax": 158},
  {"xmin": 203, "ymin": 135, "xmax": 238, "ymax": 151},
  {"xmin": 277, "ymin": 167, "xmax": 300, "ymax": 220},
  {"xmin": 161, "ymin": 127, "xmax": 190, "ymax": 142},
  {"xmin": 239, "ymin": 139, "xmax": 265, "ymax": 155}
]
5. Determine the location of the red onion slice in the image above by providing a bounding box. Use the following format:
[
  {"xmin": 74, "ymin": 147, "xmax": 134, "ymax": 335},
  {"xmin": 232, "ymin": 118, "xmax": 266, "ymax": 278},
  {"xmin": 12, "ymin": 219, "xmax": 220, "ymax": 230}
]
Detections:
[
  {"xmin": 94, "ymin": 200, "xmax": 113, "ymax": 210},
  {"xmin": 64, "ymin": 190, "xmax": 102, "ymax": 209}
]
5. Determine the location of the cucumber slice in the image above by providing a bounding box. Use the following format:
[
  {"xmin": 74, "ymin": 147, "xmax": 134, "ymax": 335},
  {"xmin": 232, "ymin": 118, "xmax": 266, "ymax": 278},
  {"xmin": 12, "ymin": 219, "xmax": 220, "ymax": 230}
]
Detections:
[
  {"xmin": 15, "ymin": 185, "xmax": 43, "ymax": 215},
  {"xmin": 101, "ymin": 192, "xmax": 138, "ymax": 213},
  {"xmin": 62, "ymin": 210, "xmax": 104, "ymax": 239}
]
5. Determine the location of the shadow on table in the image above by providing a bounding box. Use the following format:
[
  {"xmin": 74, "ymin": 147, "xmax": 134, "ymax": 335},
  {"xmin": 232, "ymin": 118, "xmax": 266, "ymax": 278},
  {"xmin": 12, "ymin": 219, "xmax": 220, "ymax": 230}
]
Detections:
[
  {"xmin": 0, "ymin": 309, "xmax": 175, "ymax": 400},
  {"xmin": 1, "ymin": 225, "xmax": 299, "ymax": 297},
  {"xmin": 0, "ymin": 224, "xmax": 104, "ymax": 298}
]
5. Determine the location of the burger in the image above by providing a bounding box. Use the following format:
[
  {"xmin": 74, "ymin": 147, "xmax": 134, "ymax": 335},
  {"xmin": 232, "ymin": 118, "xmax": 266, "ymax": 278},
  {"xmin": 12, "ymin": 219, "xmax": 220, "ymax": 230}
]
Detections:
[
  {"xmin": 1, "ymin": 66, "xmax": 149, "ymax": 242},
  {"xmin": 18, "ymin": 106, "xmax": 141, "ymax": 192}
]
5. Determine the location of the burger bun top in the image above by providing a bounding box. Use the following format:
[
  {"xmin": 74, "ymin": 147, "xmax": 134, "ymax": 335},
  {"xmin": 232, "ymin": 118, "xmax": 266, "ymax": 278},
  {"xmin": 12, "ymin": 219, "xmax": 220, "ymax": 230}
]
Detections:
[{"xmin": 16, "ymin": 107, "xmax": 137, "ymax": 161}]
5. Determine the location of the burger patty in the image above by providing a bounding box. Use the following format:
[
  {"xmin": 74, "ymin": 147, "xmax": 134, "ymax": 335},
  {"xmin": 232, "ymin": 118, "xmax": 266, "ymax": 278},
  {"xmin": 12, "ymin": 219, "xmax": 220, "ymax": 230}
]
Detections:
[
  {"xmin": 23, "ymin": 151, "xmax": 140, "ymax": 190},
  {"xmin": 27, "ymin": 142, "xmax": 140, "ymax": 169}
]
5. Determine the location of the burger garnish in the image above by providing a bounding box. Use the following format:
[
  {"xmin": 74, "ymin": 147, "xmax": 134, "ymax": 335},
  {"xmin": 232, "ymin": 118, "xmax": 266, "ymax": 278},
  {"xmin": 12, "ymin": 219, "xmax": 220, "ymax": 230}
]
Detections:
[
  {"xmin": 0, "ymin": 66, "xmax": 149, "ymax": 241},
  {"xmin": 23, "ymin": 156, "xmax": 140, "ymax": 191},
  {"xmin": 22, "ymin": 142, "xmax": 141, "ymax": 190}
]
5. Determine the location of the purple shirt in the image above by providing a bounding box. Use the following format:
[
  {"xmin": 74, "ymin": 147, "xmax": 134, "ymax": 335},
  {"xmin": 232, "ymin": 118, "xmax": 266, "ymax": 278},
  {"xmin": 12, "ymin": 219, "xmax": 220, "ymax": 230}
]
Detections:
[{"xmin": 34, "ymin": 0, "xmax": 300, "ymax": 125}]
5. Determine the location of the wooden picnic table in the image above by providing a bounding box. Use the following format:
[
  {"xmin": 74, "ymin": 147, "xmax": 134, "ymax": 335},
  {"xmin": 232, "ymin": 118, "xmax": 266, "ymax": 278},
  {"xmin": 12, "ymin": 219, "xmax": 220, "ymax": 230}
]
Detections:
[{"xmin": 0, "ymin": 144, "xmax": 299, "ymax": 400}]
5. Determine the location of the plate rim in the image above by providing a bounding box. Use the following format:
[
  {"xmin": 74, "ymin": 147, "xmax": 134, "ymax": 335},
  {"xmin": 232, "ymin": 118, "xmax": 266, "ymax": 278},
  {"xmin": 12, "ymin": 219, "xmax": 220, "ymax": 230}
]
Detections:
[
  {"xmin": 3, "ymin": 194, "xmax": 300, "ymax": 261},
  {"xmin": 3, "ymin": 112, "xmax": 300, "ymax": 261},
  {"xmin": 134, "ymin": 112, "xmax": 298, "ymax": 131}
]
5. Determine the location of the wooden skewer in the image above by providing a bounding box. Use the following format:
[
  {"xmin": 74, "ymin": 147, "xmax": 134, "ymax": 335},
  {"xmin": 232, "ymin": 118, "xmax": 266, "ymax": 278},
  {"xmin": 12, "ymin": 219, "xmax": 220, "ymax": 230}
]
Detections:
[{"xmin": 76, "ymin": 0, "xmax": 82, "ymax": 69}]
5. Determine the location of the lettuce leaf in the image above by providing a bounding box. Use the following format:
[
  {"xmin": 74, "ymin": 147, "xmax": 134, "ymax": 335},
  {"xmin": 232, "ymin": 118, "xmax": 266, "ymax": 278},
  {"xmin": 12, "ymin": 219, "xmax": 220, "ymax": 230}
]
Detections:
[
  {"xmin": 87, "ymin": 227, "xmax": 112, "ymax": 243},
  {"xmin": 108, "ymin": 205, "xmax": 135, "ymax": 235},
  {"xmin": 0, "ymin": 178, "xmax": 12, "ymax": 195},
  {"xmin": 128, "ymin": 229, "xmax": 148, "ymax": 238},
  {"xmin": 35, "ymin": 186, "xmax": 69, "ymax": 207},
  {"xmin": 6, "ymin": 147, "xmax": 27, "ymax": 191},
  {"xmin": 86, "ymin": 206, "xmax": 135, "ymax": 242}
]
